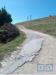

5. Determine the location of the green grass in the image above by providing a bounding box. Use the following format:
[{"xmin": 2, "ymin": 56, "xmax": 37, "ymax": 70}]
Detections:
[
  {"xmin": 26, "ymin": 23, "xmax": 56, "ymax": 37},
  {"xmin": 0, "ymin": 32, "xmax": 26, "ymax": 60}
]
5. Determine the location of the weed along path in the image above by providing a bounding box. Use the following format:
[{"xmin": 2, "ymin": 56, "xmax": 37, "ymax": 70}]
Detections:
[{"xmin": 0, "ymin": 26, "xmax": 56, "ymax": 74}]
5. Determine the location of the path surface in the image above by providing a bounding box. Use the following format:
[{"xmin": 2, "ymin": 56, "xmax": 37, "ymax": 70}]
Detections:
[
  {"xmin": 0, "ymin": 26, "xmax": 56, "ymax": 74},
  {"xmin": 14, "ymin": 26, "xmax": 56, "ymax": 74},
  {"xmin": 0, "ymin": 26, "xmax": 43, "ymax": 74}
]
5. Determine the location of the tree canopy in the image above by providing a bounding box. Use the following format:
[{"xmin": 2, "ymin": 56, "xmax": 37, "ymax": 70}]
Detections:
[{"xmin": 0, "ymin": 8, "xmax": 12, "ymax": 26}]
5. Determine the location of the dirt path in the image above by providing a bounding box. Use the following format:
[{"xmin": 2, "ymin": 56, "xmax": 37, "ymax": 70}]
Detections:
[
  {"xmin": 18, "ymin": 26, "xmax": 56, "ymax": 64},
  {"xmin": 14, "ymin": 26, "xmax": 56, "ymax": 74}
]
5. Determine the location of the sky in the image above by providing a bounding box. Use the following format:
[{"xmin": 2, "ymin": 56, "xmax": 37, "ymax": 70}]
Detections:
[{"xmin": 0, "ymin": 0, "xmax": 56, "ymax": 24}]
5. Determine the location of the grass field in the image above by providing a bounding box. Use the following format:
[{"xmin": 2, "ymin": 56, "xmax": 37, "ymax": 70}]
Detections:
[{"xmin": 0, "ymin": 32, "xmax": 26, "ymax": 60}]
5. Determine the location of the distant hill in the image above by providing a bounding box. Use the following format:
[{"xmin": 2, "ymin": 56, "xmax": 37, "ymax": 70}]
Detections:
[{"xmin": 16, "ymin": 16, "xmax": 56, "ymax": 26}]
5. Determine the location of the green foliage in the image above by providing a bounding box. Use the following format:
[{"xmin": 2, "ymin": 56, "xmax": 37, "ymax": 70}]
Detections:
[{"xmin": 0, "ymin": 7, "xmax": 12, "ymax": 26}]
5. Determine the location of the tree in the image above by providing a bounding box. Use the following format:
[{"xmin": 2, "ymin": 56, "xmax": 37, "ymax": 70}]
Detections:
[{"xmin": 0, "ymin": 7, "xmax": 12, "ymax": 26}]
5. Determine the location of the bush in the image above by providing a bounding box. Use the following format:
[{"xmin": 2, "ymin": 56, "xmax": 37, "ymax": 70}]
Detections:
[
  {"xmin": 0, "ymin": 23, "xmax": 20, "ymax": 43},
  {"xmin": 0, "ymin": 8, "xmax": 12, "ymax": 26}
]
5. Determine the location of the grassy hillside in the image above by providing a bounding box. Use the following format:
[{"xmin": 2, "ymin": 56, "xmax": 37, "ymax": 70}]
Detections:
[{"xmin": 17, "ymin": 16, "xmax": 56, "ymax": 37}]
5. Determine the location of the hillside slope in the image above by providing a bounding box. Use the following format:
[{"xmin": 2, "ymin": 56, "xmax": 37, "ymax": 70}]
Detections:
[{"xmin": 16, "ymin": 16, "xmax": 56, "ymax": 37}]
